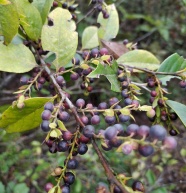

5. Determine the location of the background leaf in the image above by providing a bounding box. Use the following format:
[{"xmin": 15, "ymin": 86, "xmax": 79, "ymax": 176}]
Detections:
[
  {"xmin": 97, "ymin": 4, "xmax": 119, "ymax": 41},
  {"xmin": 145, "ymin": 169, "xmax": 156, "ymax": 185},
  {"xmin": 166, "ymin": 100, "xmax": 186, "ymax": 127},
  {"xmin": 158, "ymin": 53, "xmax": 186, "ymax": 76},
  {"xmin": 117, "ymin": 49, "xmax": 160, "ymax": 70},
  {"xmin": 41, "ymin": 8, "xmax": 78, "ymax": 70},
  {"xmin": 0, "ymin": 43, "xmax": 37, "ymax": 73},
  {"xmin": 0, "ymin": 97, "xmax": 52, "ymax": 133},
  {"xmin": 87, "ymin": 61, "xmax": 120, "ymax": 92},
  {"xmin": 0, "ymin": 1, "xmax": 19, "ymax": 44},
  {"xmin": 13, "ymin": 183, "xmax": 29, "ymax": 193},
  {"xmin": 15, "ymin": 0, "xmax": 42, "ymax": 40},
  {"xmin": 82, "ymin": 26, "xmax": 99, "ymax": 49},
  {"xmin": 32, "ymin": 0, "xmax": 53, "ymax": 24},
  {"xmin": 0, "ymin": 0, "xmax": 11, "ymax": 5},
  {"xmin": 0, "ymin": 182, "xmax": 5, "ymax": 193}
]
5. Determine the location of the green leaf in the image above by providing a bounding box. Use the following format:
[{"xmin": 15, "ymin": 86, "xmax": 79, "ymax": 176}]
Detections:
[
  {"xmin": 0, "ymin": 182, "xmax": 5, "ymax": 193},
  {"xmin": 41, "ymin": 7, "xmax": 78, "ymax": 70},
  {"xmin": 32, "ymin": 0, "xmax": 53, "ymax": 24},
  {"xmin": 87, "ymin": 61, "xmax": 120, "ymax": 92},
  {"xmin": 57, "ymin": 120, "xmax": 67, "ymax": 131},
  {"xmin": 145, "ymin": 169, "xmax": 156, "ymax": 185},
  {"xmin": 0, "ymin": 97, "xmax": 52, "ymax": 133},
  {"xmin": 166, "ymin": 100, "xmax": 186, "ymax": 127},
  {"xmin": 13, "ymin": 183, "xmax": 29, "ymax": 193},
  {"xmin": 82, "ymin": 26, "xmax": 99, "ymax": 49},
  {"xmin": 151, "ymin": 187, "xmax": 167, "ymax": 193},
  {"xmin": 0, "ymin": 0, "xmax": 11, "ymax": 5},
  {"xmin": 0, "ymin": 1, "xmax": 19, "ymax": 44},
  {"xmin": 117, "ymin": 50, "xmax": 160, "ymax": 70},
  {"xmin": 97, "ymin": 4, "xmax": 119, "ymax": 41},
  {"xmin": 0, "ymin": 43, "xmax": 37, "ymax": 73},
  {"xmin": 15, "ymin": 0, "xmax": 42, "ymax": 40},
  {"xmin": 158, "ymin": 53, "xmax": 186, "ymax": 74}
]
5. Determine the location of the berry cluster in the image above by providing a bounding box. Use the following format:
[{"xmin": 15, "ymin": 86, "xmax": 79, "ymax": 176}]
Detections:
[{"xmin": 91, "ymin": 0, "xmax": 110, "ymax": 19}]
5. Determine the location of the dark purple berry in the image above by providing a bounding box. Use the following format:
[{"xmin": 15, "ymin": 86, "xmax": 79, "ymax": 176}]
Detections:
[
  {"xmin": 122, "ymin": 143, "xmax": 133, "ymax": 155},
  {"xmin": 114, "ymin": 186, "xmax": 122, "ymax": 193},
  {"xmin": 121, "ymin": 89, "xmax": 129, "ymax": 98},
  {"xmin": 62, "ymin": 131, "xmax": 73, "ymax": 141},
  {"xmin": 44, "ymin": 183, "xmax": 53, "ymax": 192},
  {"xmin": 137, "ymin": 125, "xmax": 150, "ymax": 137},
  {"xmin": 56, "ymin": 76, "xmax": 64, "ymax": 86},
  {"xmin": 97, "ymin": 4, "xmax": 103, "ymax": 12},
  {"xmin": 70, "ymin": 72, "xmax": 79, "ymax": 80},
  {"xmin": 62, "ymin": 2, "xmax": 68, "ymax": 9},
  {"xmin": 61, "ymin": 184, "xmax": 70, "ymax": 193},
  {"xmin": 40, "ymin": 121, "xmax": 50, "ymax": 132},
  {"xmin": 20, "ymin": 76, "xmax": 29, "ymax": 85},
  {"xmin": 109, "ymin": 137, "xmax": 122, "ymax": 147},
  {"xmin": 132, "ymin": 181, "xmax": 145, "ymax": 192},
  {"xmin": 126, "ymin": 124, "xmax": 139, "ymax": 136},
  {"xmin": 101, "ymin": 143, "xmax": 112, "ymax": 151},
  {"xmin": 48, "ymin": 19, "xmax": 53, "ymax": 26},
  {"xmin": 66, "ymin": 159, "xmax": 78, "ymax": 170},
  {"xmin": 58, "ymin": 111, "xmax": 70, "ymax": 122},
  {"xmin": 68, "ymin": 5, "xmax": 76, "ymax": 12},
  {"xmin": 169, "ymin": 112, "xmax": 178, "ymax": 120},
  {"xmin": 114, "ymin": 124, "xmax": 124, "ymax": 136},
  {"xmin": 100, "ymin": 47, "xmax": 108, "ymax": 56},
  {"xmin": 98, "ymin": 102, "xmax": 108, "ymax": 109},
  {"xmin": 119, "ymin": 114, "xmax": 130, "ymax": 123},
  {"xmin": 103, "ymin": 12, "xmax": 109, "ymax": 19},
  {"xmin": 63, "ymin": 172, "xmax": 75, "ymax": 185},
  {"xmin": 123, "ymin": 39, "xmax": 129, "ymax": 45},
  {"xmin": 91, "ymin": 0, "xmax": 97, "ymax": 4},
  {"xmin": 79, "ymin": 135, "xmax": 90, "ymax": 144},
  {"xmin": 158, "ymin": 99, "xmax": 165, "ymax": 107},
  {"xmin": 44, "ymin": 102, "xmax": 54, "ymax": 112},
  {"xmin": 138, "ymin": 144, "xmax": 154, "ymax": 157},
  {"xmin": 179, "ymin": 80, "xmax": 186, "ymax": 88},
  {"xmin": 105, "ymin": 116, "xmax": 116, "ymax": 125},
  {"xmin": 80, "ymin": 116, "xmax": 89, "ymax": 125},
  {"xmin": 41, "ymin": 110, "xmax": 51, "ymax": 120},
  {"xmin": 169, "ymin": 129, "xmax": 178, "ymax": 136},
  {"xmin": 83, "ymin": 125, "xmax": 95, "ymax": 138},
  {"xmin": 91, "ymin": 115, "xmax": 100, "ymax": 125},
  {"xmin": 147, "ymin": 80, "xmax": 155, "ymax": 88},
  {"xmin": 91, "ymin": 48, "xmax": 99, "ymax": 58},
  {"xmin": 109, "ymin": 97, "xmax": 119, "ymax": 106},
  {"xmin": 76, "ymin": 98, "xmax": 85, "ymax": 108},
  {"xmin": 78, "ymin": 143, "xmax": 88, "ymax": 155},
  {"xmin": 104, "ymin": 126, "xmax": 117, "ymax": 140},
  {"xmin": 151, "ymin": 90, "xmax": 157, "ymax": 97},
  {"xmin": 82, "ymin": 51, "xmax": 90, "ymax": 60},
  {"xmin": 72, "ymin": 57, "xmax": 80, "ymax": 65},
  {"xmin": 124, "ymin": 98, "xmax": 132, "ymax": 105},
  {"xmin": 163, "ymin": 136, "xmax": 177, "ymax": 149},
  {"xmin": 58, "ymin": 140, "xmax": 69, "ymax": 152},
  {"xmin": 150, "ymin": 125, "xmax": 167, "ymax": 141},
  {"xmin": 131, "ymin": 100, "xmax": 140, "ymax": 108},
  {"xmin": 122, "ymin": 81, "xmax": 129, "ymax": 89}
]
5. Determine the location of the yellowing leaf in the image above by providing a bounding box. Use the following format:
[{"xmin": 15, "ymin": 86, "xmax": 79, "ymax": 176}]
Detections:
[
  {"xmin": 82, "ymin": 26, "xmax": 99, "ymax": 49},
  {"xmin": 97, "ymin": 4, "xmax": 119, "ymax": 40},
  {"xmin": 0, "ymin": 0, "xmax": 11, "ymax": 5},
  {"xmin": 15, "ymin": 0, "xmax": 42, "ymax": 40},
  {"xmin": 41, "ymin": 8, "xmax": 78, "ymax": 70},
  {"xmin": 117, "ymin": 50, "xmax": 160, "ymax": 71},
  {"xmin": 0, "ymin": 43, "xmax": 37, "ymax": 73},
  {"xmin": 57, "ymin": 120, "xmax": 67, "ymax": 131},
  {"xmin": 0, "ymin": 97, "xmax": 52, "ymax": 133},
  {"xmin": 0, "ymin": 0, "xmax": 19, "ymax": 44}
]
